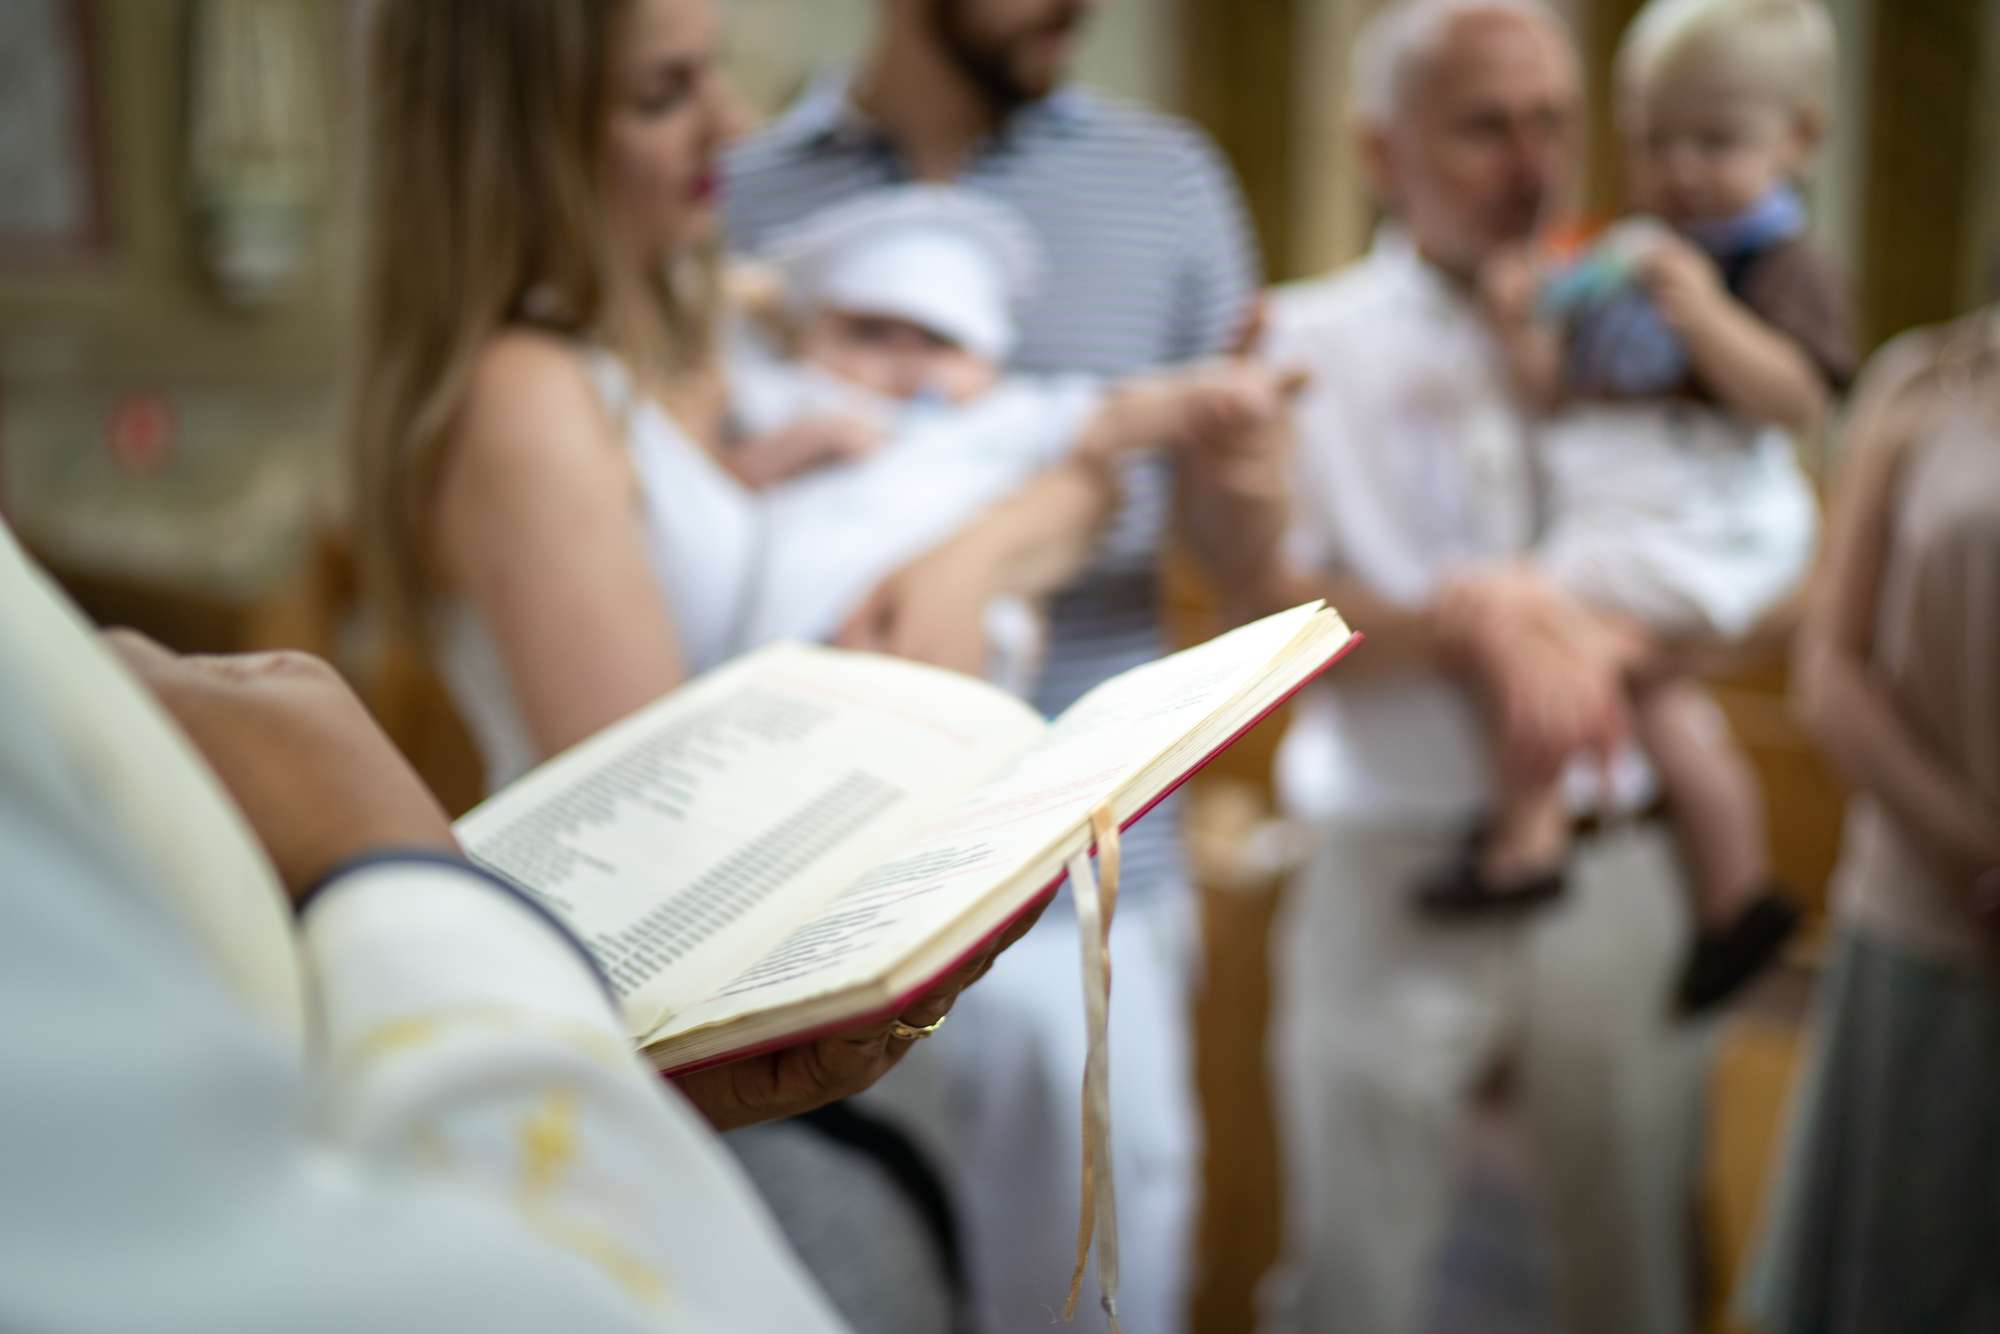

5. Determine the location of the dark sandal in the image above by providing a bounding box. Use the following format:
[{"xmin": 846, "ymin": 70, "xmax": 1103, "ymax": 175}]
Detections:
[{"xmin": 1674, "ymin": 888, "xmax": 1801, "ymax": 1019}]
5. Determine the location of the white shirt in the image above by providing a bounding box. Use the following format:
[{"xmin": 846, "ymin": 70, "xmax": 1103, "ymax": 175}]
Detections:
[
  {"xmin": 1263, "ymin": 234, "xmax": 1538, "ymax": 823},
  {"xmin": 438, "ymin": 349, "xmax": 765, "ymax": 793},
  {"xmin": 734, "ymin": 353, "xmax": 1102, "ymax": 649},
  {"xmin": 0, "ymin": 520, "xmax": 849, "ymax": 1334}
]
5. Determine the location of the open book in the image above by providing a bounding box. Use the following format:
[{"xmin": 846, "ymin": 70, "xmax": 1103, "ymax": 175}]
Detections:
[{"xmin": 454, "ymin": 602, "xmax": 1357, "ymax": 1074}]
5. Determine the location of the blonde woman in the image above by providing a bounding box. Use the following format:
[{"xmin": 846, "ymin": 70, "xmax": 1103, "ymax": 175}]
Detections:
[
  {"xmin": 350, "ymin": 3, "xmax": 1069, "ymax": 1326},
  {"xmin": 1742, "ymin": 308, "xmax": 2000, "ymax": 1330}
]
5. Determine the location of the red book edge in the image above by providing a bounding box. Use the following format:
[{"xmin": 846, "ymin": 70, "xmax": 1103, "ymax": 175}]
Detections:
[{"xmin": 657, "ymin": 628, "xmax": 1364, "ymax": 1079}]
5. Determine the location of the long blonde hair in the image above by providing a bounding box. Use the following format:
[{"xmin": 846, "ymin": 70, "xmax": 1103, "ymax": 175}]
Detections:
[{"xmin": 351, "ymin": 0, "xmax": 716, "ymax": 628}]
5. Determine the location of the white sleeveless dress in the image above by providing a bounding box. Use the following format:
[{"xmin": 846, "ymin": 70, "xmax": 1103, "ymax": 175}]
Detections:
[{"xmin": 437, "ymin": 351, "xmax": 762, "ymax": 793}]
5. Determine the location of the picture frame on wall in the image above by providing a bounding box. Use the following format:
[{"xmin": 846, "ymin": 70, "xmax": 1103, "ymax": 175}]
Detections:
[{"xmin": 0, "ymin": 0, "xmax": 108, "ymax": 261}]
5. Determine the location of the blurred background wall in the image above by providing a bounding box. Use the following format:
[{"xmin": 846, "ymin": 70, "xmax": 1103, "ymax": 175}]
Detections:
[
  {"xmin": 727, "ymin": 0, "xmax": 1177, "ymax": 111},
  {"xmin": 1, "ymin": 0, "xmax": 349, "ymax": 652}
]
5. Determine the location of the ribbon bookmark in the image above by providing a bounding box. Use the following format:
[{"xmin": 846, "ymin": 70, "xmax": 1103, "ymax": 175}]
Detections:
[{"xmin": 1063, "ymin": 804, "xmax": 1123, "ymax": 1332}]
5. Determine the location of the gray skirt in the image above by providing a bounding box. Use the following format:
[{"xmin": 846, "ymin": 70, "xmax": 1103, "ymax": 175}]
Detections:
[
  {"xmin": 726, "ymin": 1118, "xmax": 957, "ymax": 1334},
  {"xmin": 1739, "ymin": 929, "xmax": 2000, "ymax": 1333}
]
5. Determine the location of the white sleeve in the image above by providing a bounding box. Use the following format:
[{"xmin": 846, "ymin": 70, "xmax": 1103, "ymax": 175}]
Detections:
[{"xmin": 0, "ymin": 690, "xmax": 848, "ymax": 1334}]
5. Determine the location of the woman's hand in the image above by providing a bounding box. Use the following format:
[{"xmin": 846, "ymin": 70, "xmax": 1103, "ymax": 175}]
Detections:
[
  {"xmin": 837, "ymin": 534, "xmax": 1003, "ymax": 677},
  {"xmin": 672, "ymin": 897, "xmax": 1048, "ymax": 1130},
  {"xmin": 104, "ymin": 632, "xmax": 458, "ymax": 897}
]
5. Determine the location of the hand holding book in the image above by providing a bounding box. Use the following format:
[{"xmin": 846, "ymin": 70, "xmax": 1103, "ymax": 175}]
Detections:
[{"xmin": 670, "ymin": 891, "xmax": 1048, "ymax": 1131}]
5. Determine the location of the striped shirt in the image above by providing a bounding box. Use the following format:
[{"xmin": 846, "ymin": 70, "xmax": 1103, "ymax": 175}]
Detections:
[{"xmin": 724, "ymin": 76, "xmax": 1260, "ymax": 902}]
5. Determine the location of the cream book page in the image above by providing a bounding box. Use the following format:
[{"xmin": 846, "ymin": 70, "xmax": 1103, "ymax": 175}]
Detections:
[
  {"xmin": 649, "ymin": 604, "xmax": 1348, "ymax": 1055},
  {"xmin": 455, "ymin": 644, "xmax": 1047, "ymax": 1036}
]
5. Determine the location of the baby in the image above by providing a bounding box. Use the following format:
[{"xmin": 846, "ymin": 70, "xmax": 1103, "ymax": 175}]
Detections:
[
  {"xmin": 1436, "ymin": 0, "xmax": 1856, "ymax": 1016},
  {"xmin": 726, "ymin": 185, "xmax": 1288, "ymax": 688}
]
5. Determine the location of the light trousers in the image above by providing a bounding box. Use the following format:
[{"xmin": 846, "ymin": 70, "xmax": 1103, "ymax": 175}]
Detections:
[{"xmin": 1261, "ymin": 818, "xmax": 1712, "ymax": 1334}]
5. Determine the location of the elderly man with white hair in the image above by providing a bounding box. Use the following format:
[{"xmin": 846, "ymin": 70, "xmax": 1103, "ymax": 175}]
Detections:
[{"xmin": 1243, "ymin": 3, "xmax": 1713, "ymax": 1332}]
